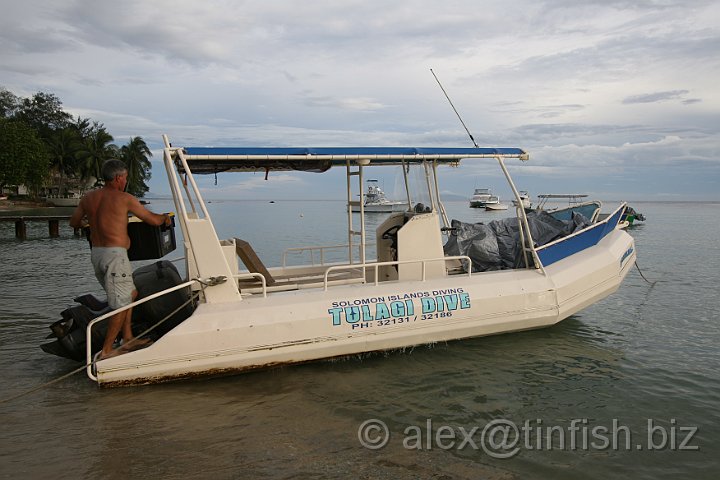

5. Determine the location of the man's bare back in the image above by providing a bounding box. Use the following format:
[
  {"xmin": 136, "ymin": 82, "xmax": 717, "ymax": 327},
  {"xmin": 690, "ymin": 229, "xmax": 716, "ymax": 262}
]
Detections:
[{"xmin": 70, "ymin": 172, "xmax": 168, "ymax": 249}]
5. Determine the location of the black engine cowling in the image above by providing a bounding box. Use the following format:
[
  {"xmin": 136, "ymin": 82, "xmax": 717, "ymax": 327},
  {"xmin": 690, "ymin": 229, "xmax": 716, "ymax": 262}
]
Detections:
[{"xmin": 41, "ymin": 260, "xmax": 195, "ymax": 361}]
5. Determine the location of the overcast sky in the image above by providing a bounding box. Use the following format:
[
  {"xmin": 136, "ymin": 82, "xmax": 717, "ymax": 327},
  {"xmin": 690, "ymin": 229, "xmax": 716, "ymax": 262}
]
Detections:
[{"xmin": 2, "ymin": 0, "xmax": 718, "ymax": 201}]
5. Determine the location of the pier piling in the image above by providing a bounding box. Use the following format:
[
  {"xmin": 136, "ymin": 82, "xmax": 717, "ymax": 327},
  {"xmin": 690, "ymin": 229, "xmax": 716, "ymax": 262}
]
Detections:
[
  {"xmin": 1, "ymin": 215, "xmax": 72, "ymax": 240},
  {"xmin": 49, "ymin": 219, "xmax": 60, "ymax": 237},
  {"xmin": 15, "ymin": 220, "xmax": 27, "ymax": 239}
]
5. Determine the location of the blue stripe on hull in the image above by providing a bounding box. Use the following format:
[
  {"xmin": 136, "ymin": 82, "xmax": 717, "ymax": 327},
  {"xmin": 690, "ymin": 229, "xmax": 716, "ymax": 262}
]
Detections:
[{"xmin": 536, "ymin": 207, "xmax": 623, "ymax": 266}]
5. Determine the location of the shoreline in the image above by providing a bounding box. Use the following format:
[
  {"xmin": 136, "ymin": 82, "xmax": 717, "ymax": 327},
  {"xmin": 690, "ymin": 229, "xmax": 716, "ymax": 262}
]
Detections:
[{"xmin": 0, "ymin": 199, "xmax": 55, "ymax": 212}]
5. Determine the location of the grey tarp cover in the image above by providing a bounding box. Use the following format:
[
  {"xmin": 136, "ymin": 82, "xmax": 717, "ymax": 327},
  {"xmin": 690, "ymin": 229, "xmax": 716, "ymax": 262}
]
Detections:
[{"xmin": 443, "ymin": 210, "xmax": 591, "ymax": 272}]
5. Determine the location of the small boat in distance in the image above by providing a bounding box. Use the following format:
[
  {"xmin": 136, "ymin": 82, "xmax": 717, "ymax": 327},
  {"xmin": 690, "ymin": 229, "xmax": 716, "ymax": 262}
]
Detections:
[
  {"xmin": 351, "ymin": 179, "xmax": 408, "ymax": 213},
  {"xmin": 43, "ymin": 191, "xmax": 82, "ymax": 207},
  {"xmin": 469, "ymin": 188, "xmax": 492, "ymax": 208},
  {"xmin": 536, "ymin": 194, "xmax": 588, "ymax": 211},
  {"xmin": 485, "ymin": 195, "xmax": 509, "ymax": 211},
  {"xmin": 535, "ymin": 194, "xmax": 604, "ymax": 225},
  {"xmin": 512, "ymin": 191, "xmax": 531, "ymax": 209},
  {"xmin": 621, "ymin": 206, "xmax": 646, "ymax": 226}
]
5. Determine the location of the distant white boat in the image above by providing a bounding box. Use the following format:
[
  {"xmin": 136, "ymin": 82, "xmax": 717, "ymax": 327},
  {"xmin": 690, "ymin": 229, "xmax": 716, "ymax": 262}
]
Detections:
[
  {"xmin": 485, "ymin": 195, "xmax": 508, "ymax": 211},
  {"xmin": 351, "ymin": 179, "xmax": 408, "ymax": 213},
  {"xmin": 512, "ymin": 191, "xmax": 531, "ymax": 209},
  {"xmin": 485, "ymin": 203, "xmax": 508, "ymax": 211},
  {"xmin": 43, "ymin": 191, "xmax": 82, "ymax": 207},
  {"xmin": 469, "ymin": 188, "xmax": 492, "ymax": 208},
  {"xmin": 536, "ymin": 194, "xmax": 588, "ymax": 211}
]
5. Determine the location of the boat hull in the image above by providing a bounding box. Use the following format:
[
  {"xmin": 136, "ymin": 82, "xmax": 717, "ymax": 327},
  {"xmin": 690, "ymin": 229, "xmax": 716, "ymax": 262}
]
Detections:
[
  {"xmin": 95, "ymin": 228, "xmax": 635, "ymax": 386},
  {"xmin": 44, "ymin": 196, "xmax": 81, "ymax": 207},
  {"xmin": 485, "ymin": 204, "xmax": 509, "ymax": 211},
  {"xmin": 469, "ymin": 189, "xmax": 492, "ymax": 208},
  {"xmin": 350, "ymin": 202, "xmax": 408, "ymax": 213}
]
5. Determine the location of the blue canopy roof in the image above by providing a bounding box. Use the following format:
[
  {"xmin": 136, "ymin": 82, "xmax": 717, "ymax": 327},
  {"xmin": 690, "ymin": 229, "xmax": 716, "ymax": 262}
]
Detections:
[
  {"xmin": 175, "ymin": 146, "xmax": 528, "ymax": 174},
  {"xmin": 184, "ymin": 146, "xmax": 525, "ymax": 157}
]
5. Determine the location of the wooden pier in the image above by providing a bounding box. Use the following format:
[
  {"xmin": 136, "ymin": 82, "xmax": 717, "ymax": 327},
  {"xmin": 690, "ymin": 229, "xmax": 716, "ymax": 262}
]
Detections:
[{"xmin": 0, "ymin": 215, "xmax": 79, "ymax": 239}]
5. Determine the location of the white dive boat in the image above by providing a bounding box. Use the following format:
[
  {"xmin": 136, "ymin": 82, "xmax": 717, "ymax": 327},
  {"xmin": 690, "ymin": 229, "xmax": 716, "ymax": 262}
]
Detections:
[
  {"xmin": 512, "ymin": 191, "xmax": 531, "ymax": 209},
  {"xmin": 41, "ymin": 138, "xmax": 636, "ymax": 386},
  {"xmin": 484, "ymin": 195, "xmax": 508, "ymax": 211},
  {"xmin": 350, "ymin": 179, "xmax": 408, "ymax": 213},
  {"xmin": 469, "ymin": 188, "xmax": 492, "ymax": 208}
]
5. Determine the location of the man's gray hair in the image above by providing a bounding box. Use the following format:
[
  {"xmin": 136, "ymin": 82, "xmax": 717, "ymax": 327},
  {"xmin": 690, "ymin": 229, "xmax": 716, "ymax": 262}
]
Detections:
[{"xmin": 101, "ymin": 159, "xmax": 128, "ymax": 181}]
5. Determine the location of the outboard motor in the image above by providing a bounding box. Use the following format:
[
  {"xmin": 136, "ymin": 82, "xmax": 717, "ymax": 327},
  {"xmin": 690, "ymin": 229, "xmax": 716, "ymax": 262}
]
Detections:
[
  {"xmin": 41, "ymin": 260, "xmax": 195, "ymax": 361},
  {"xmin": 131, "ymin": 260, "xmax": 195, "ymax": 337},
  {"xmin": 40, "ymin": 300, "xmax": 111, "ymax": 361}
]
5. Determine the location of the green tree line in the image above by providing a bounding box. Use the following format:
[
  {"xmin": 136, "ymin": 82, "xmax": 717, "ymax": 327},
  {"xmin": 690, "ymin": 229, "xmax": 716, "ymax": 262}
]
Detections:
[{"xmin": 0, "ymin": 87, "xmax": 153, "ymax": 197}]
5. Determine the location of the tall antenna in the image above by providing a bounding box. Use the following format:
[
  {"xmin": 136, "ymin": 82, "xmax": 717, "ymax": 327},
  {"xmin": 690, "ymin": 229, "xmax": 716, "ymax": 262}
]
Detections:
[{"xmin": 430, "ymin": 68, "xmax": 479, "ymax": 148}]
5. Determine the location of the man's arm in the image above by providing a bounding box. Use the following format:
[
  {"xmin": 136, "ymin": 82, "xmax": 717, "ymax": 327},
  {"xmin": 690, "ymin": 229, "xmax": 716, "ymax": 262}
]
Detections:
[
  {"xmin": 127, "ymin": 195, "xmax": 171, "ymax": 226},
  {"xmin": 69, "ymin": 200, "xmax": 87, "ymax": 229}
]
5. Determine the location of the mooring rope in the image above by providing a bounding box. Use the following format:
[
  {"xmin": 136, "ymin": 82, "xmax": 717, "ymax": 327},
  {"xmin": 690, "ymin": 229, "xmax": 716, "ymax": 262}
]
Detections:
[
  {"xmin": 0, "ymin": 277, "xmax": 223, "ymax": 405},
  {"xmin": 634, "ymin": 261, "xmax": 656, "ymax": 286}
]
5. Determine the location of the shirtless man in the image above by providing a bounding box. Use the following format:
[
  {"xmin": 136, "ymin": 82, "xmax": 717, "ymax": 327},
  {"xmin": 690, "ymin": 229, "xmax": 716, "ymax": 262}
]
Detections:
[{"xmin": 70, "ymin": 159, "xmax": 171, "ymax": 360}]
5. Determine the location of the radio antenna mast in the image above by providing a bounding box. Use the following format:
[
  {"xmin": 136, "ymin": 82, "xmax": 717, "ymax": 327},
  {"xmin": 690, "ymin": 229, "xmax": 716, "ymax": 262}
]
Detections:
[{"xmin": 430, "ymin": 68, "xmax": 479, "ymax": 148}]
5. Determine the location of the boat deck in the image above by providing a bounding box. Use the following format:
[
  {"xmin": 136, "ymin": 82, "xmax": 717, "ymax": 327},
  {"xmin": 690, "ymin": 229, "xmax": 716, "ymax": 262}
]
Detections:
[{"xmin": 236, "ymin": 265, "xmax": 367, "ymax": 294}]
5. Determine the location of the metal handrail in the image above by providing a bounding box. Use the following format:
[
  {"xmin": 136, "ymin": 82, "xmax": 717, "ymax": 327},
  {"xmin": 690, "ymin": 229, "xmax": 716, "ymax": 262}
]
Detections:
[
  {"xmin": 241, "ymin": 255, "xmax": 473, "ymax": 294},
  {"xmin": 282, "ymin": 243, "xmax": 374, "ymax": 267},
  {"xmin": 322, "ymin": 255, "xmax": 473, "ymax": 291},
  {"xmin": 495, "ymin": 155, "xmax": 546, "ymax": 275},
  {"xmin": 233, "ymin": 272, "xmax": 268, "ymax": 298},
  {"xmin": 85, "ymin": 279, "xmax": 197, "ymax": 381}
]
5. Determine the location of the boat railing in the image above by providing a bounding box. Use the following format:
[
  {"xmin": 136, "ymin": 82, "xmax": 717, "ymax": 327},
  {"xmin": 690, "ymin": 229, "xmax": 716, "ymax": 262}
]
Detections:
[
  {"xmin": 322, "ymin": 255, "xmax": 473, "ymax": 291},
  {"xmin": 536, "ymin": 194, "xmax": 589, "ymax": 211},
  {"xmin": 282, "ymin": 243, "xmax": 375, "ymax": 267},
  {"xmin": 85, "ymin": 279, "xmax": 199, "ymax": 382},
  {"xmin": 233, "ymin": 272, "xmax": 268, "ymax": 297},
  {"xmin": 545, "ymin": 201, "xmax": 603, "ymax": 223}
]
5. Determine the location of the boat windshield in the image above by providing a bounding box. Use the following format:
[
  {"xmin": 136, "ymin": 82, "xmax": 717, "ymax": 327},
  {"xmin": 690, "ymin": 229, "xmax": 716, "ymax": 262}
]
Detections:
[{"xmin": 405, "ymin": 163, "xmax": 434, "ymax": 212}]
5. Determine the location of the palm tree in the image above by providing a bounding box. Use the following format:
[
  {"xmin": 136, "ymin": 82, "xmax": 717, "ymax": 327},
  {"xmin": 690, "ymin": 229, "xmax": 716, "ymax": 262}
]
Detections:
[
  {"xmin": 75, "ymin": 122, "xmax": 115, "ymax": 185},
  {"xmin": 46, "ymin": 126, "xmax": 81, "ymax": 192},
  {"xmin": 120, "ymin": 136, "xmax": 152, "ymax": 197}
]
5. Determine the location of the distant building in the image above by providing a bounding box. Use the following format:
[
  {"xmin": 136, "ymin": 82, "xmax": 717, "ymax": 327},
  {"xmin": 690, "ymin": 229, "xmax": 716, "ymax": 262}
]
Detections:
[{"xmin": 1, "ymin": 185, "xmax": 29, "ymax": 196}]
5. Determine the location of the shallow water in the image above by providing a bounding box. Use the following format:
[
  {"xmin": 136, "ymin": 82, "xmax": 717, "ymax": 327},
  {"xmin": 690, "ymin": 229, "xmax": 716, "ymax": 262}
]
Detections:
[{"xmin": 1, "ymin": 200, "xmax": 719, "ymax": 479}]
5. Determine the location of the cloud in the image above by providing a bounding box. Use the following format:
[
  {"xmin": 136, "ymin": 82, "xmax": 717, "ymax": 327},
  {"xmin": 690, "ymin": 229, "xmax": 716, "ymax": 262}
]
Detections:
[
  {"xmin": 303, "ymin": 96, "xmax": 387, "ymax": 111},
  {"xmin": 622, "ymin": 90, "xmax": 690, "ymax": 104},
  {"xmin": 1, "ymin": 0, "xmax": 719, "ymax": 200}
]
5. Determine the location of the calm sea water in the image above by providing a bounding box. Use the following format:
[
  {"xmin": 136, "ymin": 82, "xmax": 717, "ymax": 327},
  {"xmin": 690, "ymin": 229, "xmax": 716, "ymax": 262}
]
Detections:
[{"xmin": 1, "ymin": 200, "xmax": 719, "ymax": 479}]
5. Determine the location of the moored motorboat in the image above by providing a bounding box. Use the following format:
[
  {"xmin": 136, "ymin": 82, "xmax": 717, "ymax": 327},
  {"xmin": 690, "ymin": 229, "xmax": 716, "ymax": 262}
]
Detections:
[
  {"xmin": 43, "ymin": 191, "xmax": 82, "ymax": 207},
  {"xmin": 42, "ymin": 137, "xmax": 636, "ymax": 387},
  {"xmin": 484, "ymin": 195, "xmax": 508, "ymax": 211},
  {"xmin": 350, "ymin": 179, "xmax": 408, "ymax": 213},
  {"xmin": 469, "ymin": 188, "xmax": 492, "ymax": 208},
  {"xmin": 512, "ymin": 191, "xmax": 531, "ymax": 209}
]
